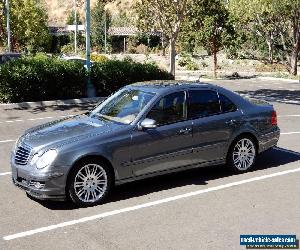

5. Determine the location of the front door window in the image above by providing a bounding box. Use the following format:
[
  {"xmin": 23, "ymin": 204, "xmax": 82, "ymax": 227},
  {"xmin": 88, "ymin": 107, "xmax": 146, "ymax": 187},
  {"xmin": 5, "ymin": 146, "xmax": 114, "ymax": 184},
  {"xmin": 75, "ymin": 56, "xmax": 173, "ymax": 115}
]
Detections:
[{"xmin": 147, "ymin": 91, "xmax": 186, "ymax": 126}]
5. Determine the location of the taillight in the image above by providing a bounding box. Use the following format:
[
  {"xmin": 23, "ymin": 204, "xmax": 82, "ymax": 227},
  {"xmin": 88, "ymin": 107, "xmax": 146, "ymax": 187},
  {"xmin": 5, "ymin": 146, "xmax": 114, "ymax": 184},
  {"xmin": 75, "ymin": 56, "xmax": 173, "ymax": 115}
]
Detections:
[{"xmin": 271, "ymin": 111, "xmax": 277, "ymax": 126}]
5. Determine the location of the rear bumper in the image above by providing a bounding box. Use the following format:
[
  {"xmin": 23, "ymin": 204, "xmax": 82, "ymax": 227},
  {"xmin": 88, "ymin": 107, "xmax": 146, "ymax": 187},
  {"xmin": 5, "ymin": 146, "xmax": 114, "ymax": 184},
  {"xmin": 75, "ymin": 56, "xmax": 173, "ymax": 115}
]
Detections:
[
  {"xmin": 258, "ymin": 127, "xmax": 280, "ymax": 153},
  {"xmin": 11, "ymin": 162, "xmax": 69, "ymax": 201}
]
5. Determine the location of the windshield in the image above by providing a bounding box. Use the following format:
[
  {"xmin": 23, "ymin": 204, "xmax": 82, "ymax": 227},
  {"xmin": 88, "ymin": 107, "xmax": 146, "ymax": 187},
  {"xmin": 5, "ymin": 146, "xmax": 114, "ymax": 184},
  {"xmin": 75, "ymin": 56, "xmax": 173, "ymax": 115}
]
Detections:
[{"xmin": 90, "ymin": 88, "xmax": 156, "ymax": 124}]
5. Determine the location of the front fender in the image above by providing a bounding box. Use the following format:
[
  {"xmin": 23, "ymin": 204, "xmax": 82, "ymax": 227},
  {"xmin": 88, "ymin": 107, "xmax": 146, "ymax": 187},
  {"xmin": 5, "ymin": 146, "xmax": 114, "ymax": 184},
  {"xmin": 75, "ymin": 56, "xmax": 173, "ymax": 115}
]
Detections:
[{"xmin": 53, "ymin": 144, "xmax": 121, "ymax": 182}]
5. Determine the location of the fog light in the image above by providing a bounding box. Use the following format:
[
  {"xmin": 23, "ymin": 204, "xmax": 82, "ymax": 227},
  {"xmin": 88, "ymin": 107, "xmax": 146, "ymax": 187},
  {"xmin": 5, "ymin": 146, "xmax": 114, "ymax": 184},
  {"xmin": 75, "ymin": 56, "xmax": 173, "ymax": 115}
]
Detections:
[
  {"xmin": 34, "ymin": 182, "xmax": 42, "ymax": 189},
  {"xmin": 31, "ymin": 181, "xmax": 45, "ymax": 189}
]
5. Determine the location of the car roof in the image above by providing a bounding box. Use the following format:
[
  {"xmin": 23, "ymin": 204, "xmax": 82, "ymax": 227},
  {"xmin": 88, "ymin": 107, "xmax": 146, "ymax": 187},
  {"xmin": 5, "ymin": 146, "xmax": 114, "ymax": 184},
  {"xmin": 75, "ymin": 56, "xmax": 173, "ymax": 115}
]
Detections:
[
  {"xmin": 129, "ymin": 80, "xmax": 215, "ymax": 93},
  {"xmin": 129, "ymin": 80, "xmax": 253, "ymax": 109}
]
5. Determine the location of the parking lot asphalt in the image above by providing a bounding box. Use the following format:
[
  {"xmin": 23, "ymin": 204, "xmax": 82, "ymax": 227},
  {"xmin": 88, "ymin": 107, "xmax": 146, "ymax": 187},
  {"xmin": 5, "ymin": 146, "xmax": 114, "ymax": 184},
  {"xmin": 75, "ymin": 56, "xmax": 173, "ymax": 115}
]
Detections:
[{"xmin": 0, "ymin": 77, "xmax": 299, "ymax": 250}]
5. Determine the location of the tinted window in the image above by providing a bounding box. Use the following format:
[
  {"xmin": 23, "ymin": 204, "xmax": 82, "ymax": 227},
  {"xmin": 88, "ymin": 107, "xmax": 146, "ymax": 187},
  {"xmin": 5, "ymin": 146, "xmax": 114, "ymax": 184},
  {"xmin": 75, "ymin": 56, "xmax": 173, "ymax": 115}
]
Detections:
[
  {"xmin": 188, "ymin": 90, "xmax": 220, "ymax": 119},
  {"xmin": 219, "ymin": 94, "xmax": 237, "ymax": 113},
  {"xmin": 147, "ymin": 91, "xmax": 186, "ymax": 126}
]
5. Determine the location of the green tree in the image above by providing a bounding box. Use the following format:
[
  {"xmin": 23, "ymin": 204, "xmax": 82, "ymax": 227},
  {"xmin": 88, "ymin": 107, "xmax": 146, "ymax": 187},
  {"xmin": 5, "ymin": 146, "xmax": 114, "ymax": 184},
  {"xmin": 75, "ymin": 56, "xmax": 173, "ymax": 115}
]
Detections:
[
  {"xmin": 0, "ymin": 0, "xmax": 50, "ymax": 52},
  {"xmin": 111, "ymin": 12, "xmax": 133, "ymax": 27},
  {"xmin": 135, "ymin": 0, "xmax": 189, "ymax": 77},
  {"xmin": 0, "ymin": 1, "xmax": 6, "ymax": 49},
  {"xmin": 230, "ymin": 0, "xmax": 300, "ymax": 75},
  {"xmin": 65, "ymin": 9, "xmax": 84, "ymax": 54},
  {"xmin": 91, "ymin": 0, "xmax": 111, "ymax": 52},
  {"xmin": 66, "ymin": 10, "xmax": 83, "ymax": 25},
  {"xmin": 230, "ymin": 0, "xmax": 283, "ymax": 64},
  {"xmin": 180, "ymin": 0, "xmax": 234, "ymax": 77},
  {"xmin": 274, "ymin": 0, "xmax": 300, "ymax": 75}
]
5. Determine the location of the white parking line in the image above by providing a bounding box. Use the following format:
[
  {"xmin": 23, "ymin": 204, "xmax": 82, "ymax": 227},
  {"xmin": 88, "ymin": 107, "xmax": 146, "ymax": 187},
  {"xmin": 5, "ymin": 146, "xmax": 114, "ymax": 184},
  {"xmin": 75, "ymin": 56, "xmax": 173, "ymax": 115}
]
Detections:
[
  {"xmin": 0, "ymin": 115, "xmax": 73, "ymax": 125},
  {"xmin": 280, "ymin": 132, "xmax": 300, "ymax": 135},
  {"xmin": 3, "ymin": 166, "xmax": 300, "ymax": 241},
  {"xmin": 0, "ymin": 139, "xmax": 15, "ymax": 144},
  {"xmin": 278, "ymin": 115, "xmax": 300, "ymax": 117},
  {"xmin": 0, "ymin": 172, "xmax": 11, "ymax": 176}
]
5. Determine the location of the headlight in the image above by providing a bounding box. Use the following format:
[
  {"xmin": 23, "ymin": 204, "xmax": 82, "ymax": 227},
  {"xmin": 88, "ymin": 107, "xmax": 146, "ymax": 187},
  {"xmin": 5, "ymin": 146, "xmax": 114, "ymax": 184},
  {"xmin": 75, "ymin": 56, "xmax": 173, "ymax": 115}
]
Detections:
[{"xmin": 31, "ymin": 149, "xmax": 58, "ymax": 169}]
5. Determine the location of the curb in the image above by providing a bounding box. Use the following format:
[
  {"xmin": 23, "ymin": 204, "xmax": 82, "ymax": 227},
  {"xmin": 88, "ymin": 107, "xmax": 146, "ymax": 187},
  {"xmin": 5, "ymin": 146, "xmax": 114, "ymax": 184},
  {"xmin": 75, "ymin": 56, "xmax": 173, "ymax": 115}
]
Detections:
[
  {"xmin": 0, "ymin": 97, "xmax": 105, "ymax": 109},
  {"xmin": 176, "ymin": 75, "xmax": 300, "ymax": 83},
  {"xmin": 257, "ymin": 76, "xmax": 300, "ymax": 83}
]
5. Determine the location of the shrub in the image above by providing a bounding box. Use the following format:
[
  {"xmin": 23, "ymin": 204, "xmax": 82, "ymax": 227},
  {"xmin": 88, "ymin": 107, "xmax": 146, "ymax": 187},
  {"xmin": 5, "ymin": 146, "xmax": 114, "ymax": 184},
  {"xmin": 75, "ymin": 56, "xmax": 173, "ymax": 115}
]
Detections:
[
  {"xmin": 135, "ymin": 44, "xmax": 148, "ymax": 54},
  {"xmin": 186, "ymin": 61, "xmax": 199, "ymax": 71},
  {"xmin": 177, "ymin": 54, "xmax": 195, "ymax": 68},
  {"xmin": 123, "ymin": 55, "xmax": 134, "ymax": 62},
  {"xmin": 60, "ymin": 44, "xmax": 75, "ymax": 55},
  {"xmin": 0, "ymin": 56, "xmax": 173, "ymax": 103},
  {"xmin": 91, "ymin": 59, "xmax": 174, "ymax": 96},
  {"xmin": 150, "ymin": 47, "xmax": 161, "ymax": 54},
  {"xmin": 178, "ymin": 54, "xmax": 199, "ymax": 70},
  {"xmin": 255, "ymin": 63, "xmax": 287, "ymax": 72},
  {"xmin": 128, "ymin": 45, "xmax": 137, "ymax": 54},
  {"xmin": 90, "ymin": 54, "xmax": 109, "ymax": 63},
  {"xmin": 200, "ymin": 62, "xmax": 209, "ymax": 68},
  {"xmin": 178, "ymin": 56, "xmax": 191, "ymax": 67},
  {"xmin": 0, "ymin": 56, "xmax": 86, "ymax": 103}
]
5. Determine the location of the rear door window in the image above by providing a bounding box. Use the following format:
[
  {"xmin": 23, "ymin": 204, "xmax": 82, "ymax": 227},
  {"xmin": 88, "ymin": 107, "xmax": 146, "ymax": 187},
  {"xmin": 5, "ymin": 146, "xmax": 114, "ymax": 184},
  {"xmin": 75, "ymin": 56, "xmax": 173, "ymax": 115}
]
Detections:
[
  {"xmin": 219, "ymin": 94, "xmax": 237, "ymax": 113},
  {"xmin": 188, "ymin": 90, "xmax": 221, "ymax": 119}
]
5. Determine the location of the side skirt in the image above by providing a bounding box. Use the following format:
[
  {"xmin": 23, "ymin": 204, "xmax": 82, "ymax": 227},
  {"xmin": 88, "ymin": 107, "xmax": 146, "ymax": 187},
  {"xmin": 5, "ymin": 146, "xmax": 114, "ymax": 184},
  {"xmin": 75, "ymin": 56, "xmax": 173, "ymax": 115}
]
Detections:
[{"xmin": 115, "ymin": 158, "xmax": 226, "ymax": 185}]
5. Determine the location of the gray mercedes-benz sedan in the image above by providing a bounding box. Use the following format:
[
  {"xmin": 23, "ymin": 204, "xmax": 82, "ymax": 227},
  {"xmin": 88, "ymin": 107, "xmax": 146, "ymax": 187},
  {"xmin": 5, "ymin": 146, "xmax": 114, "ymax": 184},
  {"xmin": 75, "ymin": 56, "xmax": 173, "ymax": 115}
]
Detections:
[{"xmin": 11, "ymin": 81, "xmax": 280, "ymax": 206}]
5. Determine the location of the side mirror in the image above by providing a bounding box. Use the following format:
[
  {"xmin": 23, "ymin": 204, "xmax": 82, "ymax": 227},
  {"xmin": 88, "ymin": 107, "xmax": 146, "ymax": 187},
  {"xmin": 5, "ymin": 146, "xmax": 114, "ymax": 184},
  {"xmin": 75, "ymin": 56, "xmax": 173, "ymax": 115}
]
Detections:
[{"xmin": 139, "ymin": 118, "xmax": 157, "ymax": 130}]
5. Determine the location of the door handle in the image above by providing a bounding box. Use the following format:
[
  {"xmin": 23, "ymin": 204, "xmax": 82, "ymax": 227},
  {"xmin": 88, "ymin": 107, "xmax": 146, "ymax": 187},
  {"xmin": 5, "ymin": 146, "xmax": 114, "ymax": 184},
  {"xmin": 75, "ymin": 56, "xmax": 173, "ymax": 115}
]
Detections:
[
  {"xmin": 178, "ymin": 127, "xmax": 192, "ymax": 135},
  {"xmin": 225, "ymin": 119, "xmax": 237, "ymax": 126}
]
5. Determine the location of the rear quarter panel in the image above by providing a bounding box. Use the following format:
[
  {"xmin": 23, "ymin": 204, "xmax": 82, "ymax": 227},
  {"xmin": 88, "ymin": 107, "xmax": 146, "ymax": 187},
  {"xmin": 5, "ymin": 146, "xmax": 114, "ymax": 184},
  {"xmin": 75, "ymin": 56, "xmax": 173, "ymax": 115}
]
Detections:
[
  {"xmin": 240, "ymin": 100, "xmax": 280, "ymax": 153},
  {"xmin": 216, "ymin": 86, "xmax": 279, "ymax": 154}
]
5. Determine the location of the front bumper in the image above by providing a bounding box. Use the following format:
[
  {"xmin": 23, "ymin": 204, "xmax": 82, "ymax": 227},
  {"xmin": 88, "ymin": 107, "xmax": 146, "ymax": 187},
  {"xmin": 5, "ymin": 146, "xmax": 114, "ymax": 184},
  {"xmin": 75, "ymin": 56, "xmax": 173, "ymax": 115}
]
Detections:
[{"xmin": 11, "ymin": 160, "xmax": 69, "ymax": 201}]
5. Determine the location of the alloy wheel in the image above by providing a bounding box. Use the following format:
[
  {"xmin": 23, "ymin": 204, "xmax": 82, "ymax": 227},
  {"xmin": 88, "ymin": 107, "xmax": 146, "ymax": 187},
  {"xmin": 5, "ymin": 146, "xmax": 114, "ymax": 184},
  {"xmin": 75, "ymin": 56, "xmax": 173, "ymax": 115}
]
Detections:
[
  {"xmin": 74, "ymin": 164, "xmax": 108, "ymax": 203},
  {"xmin": 232, "ymin": 138, "xmax": 256, "ymax": 171}
]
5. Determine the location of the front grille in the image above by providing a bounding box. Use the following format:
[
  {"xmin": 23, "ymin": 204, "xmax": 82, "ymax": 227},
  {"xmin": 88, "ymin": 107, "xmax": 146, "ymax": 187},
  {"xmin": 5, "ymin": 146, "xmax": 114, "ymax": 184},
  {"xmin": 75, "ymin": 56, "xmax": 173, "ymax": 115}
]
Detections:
[{"xmin": 15, "ymin": 144, "xmax": 32, "ymax": 165}]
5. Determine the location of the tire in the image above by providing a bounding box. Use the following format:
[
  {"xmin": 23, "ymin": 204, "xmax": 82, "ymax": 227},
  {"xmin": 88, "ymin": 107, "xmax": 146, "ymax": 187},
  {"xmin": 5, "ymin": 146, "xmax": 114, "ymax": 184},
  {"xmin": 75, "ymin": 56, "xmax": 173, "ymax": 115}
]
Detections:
[
  {"xmin": 67, "ymin": 160, "xmax": 113, "ymax": 207},
  {"xmin": 227, "ymin": 136, "xmax": 257, "ymax": 173}
]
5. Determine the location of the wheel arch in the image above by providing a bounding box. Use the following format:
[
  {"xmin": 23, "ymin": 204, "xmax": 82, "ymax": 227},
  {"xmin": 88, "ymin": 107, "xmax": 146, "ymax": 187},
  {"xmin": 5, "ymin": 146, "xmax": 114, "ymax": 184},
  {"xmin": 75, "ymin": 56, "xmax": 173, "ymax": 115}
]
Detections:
[
  {"xmin": 225, "ymin": 131, "xmax": 259, "ymax": 172},
  {"xmin": 66, "ymin": 154, "xmax": 117, "ymax": 192},
  {"xmin": 227, "ymin": 131, "xmax": 259, "ymax": 156}
]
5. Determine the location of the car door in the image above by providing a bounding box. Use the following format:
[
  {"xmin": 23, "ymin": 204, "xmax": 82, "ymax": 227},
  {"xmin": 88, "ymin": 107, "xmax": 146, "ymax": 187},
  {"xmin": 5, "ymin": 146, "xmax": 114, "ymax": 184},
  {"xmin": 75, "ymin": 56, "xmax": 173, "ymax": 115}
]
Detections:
[
  {"xmin": 188, "ymin": 89, "xmax": 242, "ymax": 164},
  {"xmin": 130, "ymin": 91, "xmax": 194, "ymax": 177}
]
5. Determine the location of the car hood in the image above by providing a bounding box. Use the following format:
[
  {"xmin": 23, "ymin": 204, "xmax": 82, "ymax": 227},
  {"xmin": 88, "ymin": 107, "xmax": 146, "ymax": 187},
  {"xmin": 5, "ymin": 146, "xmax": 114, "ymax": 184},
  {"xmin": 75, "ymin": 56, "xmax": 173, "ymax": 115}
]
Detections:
[{"xmin": 21, "ymin": 115, "xmax": 123, "ymax": 149}]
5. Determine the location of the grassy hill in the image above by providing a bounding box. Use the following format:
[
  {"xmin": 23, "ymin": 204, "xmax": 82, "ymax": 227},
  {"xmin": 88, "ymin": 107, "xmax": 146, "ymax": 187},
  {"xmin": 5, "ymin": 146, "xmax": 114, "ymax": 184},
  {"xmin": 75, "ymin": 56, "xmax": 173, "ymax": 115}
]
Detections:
[{"xmin": 44, "ymin": 0, "xmax": 135, "ymax": 26}]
